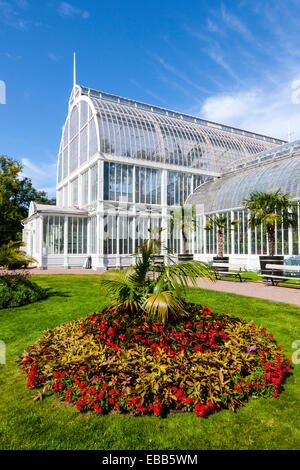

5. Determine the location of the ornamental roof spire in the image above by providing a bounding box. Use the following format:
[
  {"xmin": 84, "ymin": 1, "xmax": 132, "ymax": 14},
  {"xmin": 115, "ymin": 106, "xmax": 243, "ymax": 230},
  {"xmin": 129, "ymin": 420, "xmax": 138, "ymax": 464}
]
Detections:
[{"xmin": 73, "ymin": 51, "xmax": 76, "ymax": 88}]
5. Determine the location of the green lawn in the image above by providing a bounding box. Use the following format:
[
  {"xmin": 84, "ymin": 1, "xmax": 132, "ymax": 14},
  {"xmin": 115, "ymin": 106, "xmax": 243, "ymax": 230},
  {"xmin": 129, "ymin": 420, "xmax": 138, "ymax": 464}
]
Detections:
[{"xmin": 0, "ymin": 274, "xmax": 299, "ymax": 450}]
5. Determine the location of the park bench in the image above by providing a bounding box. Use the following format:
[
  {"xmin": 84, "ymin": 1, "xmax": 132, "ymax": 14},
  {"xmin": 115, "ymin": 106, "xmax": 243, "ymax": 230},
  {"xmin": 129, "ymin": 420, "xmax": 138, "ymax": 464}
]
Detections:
[
  {"xmin": 212, "ymin": 263, "xmax": 247, "ymax": 282},
  {"xmin": 259, "ymin": 263, "xmax": 300, "ymax": 286}
]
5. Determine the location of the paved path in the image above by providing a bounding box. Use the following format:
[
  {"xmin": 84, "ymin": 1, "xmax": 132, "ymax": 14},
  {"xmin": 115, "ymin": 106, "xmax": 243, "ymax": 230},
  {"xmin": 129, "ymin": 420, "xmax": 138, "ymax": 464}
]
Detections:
[
  {"xmin": 28, "ymin": 268, "xmax": 105, "ymax": 275},
  {"xmin": 24, "ymin": 268, "xmax": 300, "ymax": 307},
  {"xmin": 195, "ymin": 278, "xmax": 300, "ymax": 307}
]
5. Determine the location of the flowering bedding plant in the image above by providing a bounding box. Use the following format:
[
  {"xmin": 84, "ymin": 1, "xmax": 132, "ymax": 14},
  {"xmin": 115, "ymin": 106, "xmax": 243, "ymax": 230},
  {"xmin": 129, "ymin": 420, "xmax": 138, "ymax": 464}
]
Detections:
[{"xmin": 18, "ymin": 303, "xmax": 290, "ymax": 417}]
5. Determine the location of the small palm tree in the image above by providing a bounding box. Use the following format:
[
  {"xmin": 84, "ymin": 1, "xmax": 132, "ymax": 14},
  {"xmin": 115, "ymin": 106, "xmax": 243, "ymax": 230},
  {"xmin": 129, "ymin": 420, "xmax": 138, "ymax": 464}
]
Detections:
[
  {"xmin": 170, "ymin": 206, "xmax": 195, "ymax": 254},
  {"xmin": 243, "ymin": 190, "xmax": 297, "ymax": 256},
  {"xmin": 147, "ymin": 227, "xmax": 165, "ymax": 255},
  {"xmin": 204, "ymin": 215, "xmax": 240, "ymax": 258},
  {"xmin": 0, "ymin": 241, "xmax": 36, "ymax": 270},
  {"xmin": 98, "ymin": 239, "xmax": 215, "ymax": 325}
]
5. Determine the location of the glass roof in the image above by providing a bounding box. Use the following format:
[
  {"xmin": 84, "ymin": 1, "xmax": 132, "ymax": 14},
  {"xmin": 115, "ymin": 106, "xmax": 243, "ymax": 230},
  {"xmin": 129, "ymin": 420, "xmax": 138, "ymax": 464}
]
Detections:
[
  {"xmin": 187, "ymin": 152, "xmax": 300, "ymax": 212},
  {"xmin": 79, "ymin": 86, "xmax": 284, "ymax": 172},
  {"xmin": 222, "ymin": 139, "xmax": 300, "ymax": 173},
  {"xmin": 80, "ymin": 87, "xmax": 283, "ymax": 144},
  {"xmin": 58, "ymin": 85, "xmax": 287, "ymax": 184}
]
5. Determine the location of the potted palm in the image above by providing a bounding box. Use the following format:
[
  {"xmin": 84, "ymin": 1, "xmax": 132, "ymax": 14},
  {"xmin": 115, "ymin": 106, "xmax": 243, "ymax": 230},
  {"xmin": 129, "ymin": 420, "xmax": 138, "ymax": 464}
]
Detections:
[
  {"xmin": 204, "ymin": 214, "xmax": 239, "ymax": 273},
  {"xmin": 243, "ymin": 190, "xmax": 297, "ymax": 275},
  {"xmin": 170, "ymin": 206, "xmax": 195, "ymax": 262}
]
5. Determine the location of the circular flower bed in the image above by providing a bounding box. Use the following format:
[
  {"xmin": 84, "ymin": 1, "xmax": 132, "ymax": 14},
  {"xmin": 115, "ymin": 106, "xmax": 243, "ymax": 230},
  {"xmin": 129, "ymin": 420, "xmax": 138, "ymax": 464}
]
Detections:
[{"xmin": 18, "ymin": 304, "xmax": 290, "ymax": 417}]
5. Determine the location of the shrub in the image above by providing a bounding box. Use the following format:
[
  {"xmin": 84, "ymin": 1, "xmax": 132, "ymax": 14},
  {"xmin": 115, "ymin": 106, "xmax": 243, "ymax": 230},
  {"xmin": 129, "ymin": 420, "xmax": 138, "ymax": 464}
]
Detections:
[
  {"xmin": 18, "ymin": 304, "xmax": 290, "ymax": 417},
  {"xmin": 0, "ymin": 241, "xmax": 36, "ymax": 270},
  {"xmin": 0, "ymin": 272, "xmax": 48, "ymax": 308}
]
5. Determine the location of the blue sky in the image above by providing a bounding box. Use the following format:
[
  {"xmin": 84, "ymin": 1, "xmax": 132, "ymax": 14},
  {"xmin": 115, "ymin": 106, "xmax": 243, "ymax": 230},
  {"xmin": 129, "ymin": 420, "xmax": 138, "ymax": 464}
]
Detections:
[{"xmin": 1, "ymin": 0, "xmax": 300, "ymax": 196}]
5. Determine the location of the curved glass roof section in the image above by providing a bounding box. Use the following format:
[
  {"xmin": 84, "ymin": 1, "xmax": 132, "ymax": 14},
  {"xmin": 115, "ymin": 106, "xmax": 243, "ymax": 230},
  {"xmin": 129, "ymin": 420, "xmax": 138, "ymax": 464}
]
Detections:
[
  {"xmin": 57, "ymin": 85, "xmax": 286, "ymax": 184},
  {"xmin": 85, "ymin": 87, "xmax": 283, "ymax": 172},
  {"xmin": 187, "ymin": 149, "xmax": 300, "ymax": 212},
  {"xmin": 222, "ymin": 139, "xmax": 300, "ymax": 173}
]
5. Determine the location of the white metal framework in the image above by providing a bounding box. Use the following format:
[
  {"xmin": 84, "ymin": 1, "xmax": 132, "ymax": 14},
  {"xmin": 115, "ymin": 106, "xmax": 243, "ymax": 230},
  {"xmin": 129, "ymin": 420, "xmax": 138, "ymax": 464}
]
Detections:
[
  {"xmin": 187, "ymin": 142, "xmax": 300, "ymax": 266},
  {"xmin": 22, "ymin": 84, "xmax": 288, "ymax": 270}
]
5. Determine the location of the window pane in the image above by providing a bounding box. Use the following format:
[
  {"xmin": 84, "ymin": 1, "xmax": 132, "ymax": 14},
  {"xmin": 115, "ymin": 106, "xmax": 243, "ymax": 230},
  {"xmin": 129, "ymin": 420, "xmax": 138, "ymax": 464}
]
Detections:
[
  {"xmin": 82, "ymin": 170, "xmax": 88, "ymax": 205},
  {"xmin": 90, "ymin": 164, "xmax": 98, "ymax": 202}
]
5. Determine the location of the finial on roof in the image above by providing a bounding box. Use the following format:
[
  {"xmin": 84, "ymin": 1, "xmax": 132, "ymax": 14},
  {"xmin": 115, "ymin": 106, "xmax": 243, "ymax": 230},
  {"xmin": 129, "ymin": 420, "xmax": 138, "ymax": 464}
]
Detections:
[{"xmin": 73, "ymin": 52, "xmax": 76, "ymax": 88}]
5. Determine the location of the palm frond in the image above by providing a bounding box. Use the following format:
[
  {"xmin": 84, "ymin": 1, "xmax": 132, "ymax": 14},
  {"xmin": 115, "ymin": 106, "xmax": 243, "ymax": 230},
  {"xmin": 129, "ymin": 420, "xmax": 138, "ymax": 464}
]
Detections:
[
  {"xmin": 132, "ymin": 239, "xmax": 155, "ymax": 284},
  {"xmin": 110, "ymin": 299, "xmax": 140, "ymax": 314},
  {"xmin": 0, "ymin": 242, "xmax": 36, "ymax": 269},
  {"xmin": 98, "ymin": 267, "xmax": 137, "ymax": 309},
  {"xmin": 161, "ymin": 260, "xmax": 215, "ymax": 292},
  {"xmin": 142, "ymin": 291, "xmax": 185, "ymax": 324}
]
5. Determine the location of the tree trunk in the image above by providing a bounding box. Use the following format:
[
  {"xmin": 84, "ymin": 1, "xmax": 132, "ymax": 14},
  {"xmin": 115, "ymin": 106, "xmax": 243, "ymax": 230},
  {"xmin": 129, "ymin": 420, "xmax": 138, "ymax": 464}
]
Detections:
[
  {"xmin": 217, "ymin": 228, "xmax": 224, "ymax": 258},
  {"xmin": 156, "ymin": 233, "xmax": 161, "ymax": 255},
  {"xmin": 267, "ymin": 224, "xmax": 275, "ymax": 256},
  {"xmin": 182, "ymin": 229, "xmax": 188, "ymax": 254}
]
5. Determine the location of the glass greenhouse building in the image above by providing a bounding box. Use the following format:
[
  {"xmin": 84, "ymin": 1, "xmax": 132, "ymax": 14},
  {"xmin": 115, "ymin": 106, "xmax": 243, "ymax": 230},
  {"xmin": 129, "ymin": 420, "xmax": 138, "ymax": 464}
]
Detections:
[
  {"xmin": 187, "ymin": 142, "xmax": 300, "ymax": 268},
  {"xmin": 22, "ymin": 84, "xmax": 299, "ymax": 270}
]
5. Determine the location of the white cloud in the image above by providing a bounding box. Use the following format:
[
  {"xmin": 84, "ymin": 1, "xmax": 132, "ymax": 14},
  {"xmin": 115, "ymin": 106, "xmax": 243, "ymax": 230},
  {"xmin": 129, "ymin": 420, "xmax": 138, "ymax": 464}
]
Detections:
[
  {"xmin": 183, "ymin": 24, "xmax": 242, "ymax": 85},
  {"xmin": 81, "ymin": 10, "xmax": 89, "ymax": 19},
  {"xmin": 5, "ymin": 52, "xmax": 22, "ymax": 60},
  {"xmin": 0, "ymin": 0, "xmax": 28, "ymax": 30},
  {"xmin": 201, "ymin": 91, "xmax": 257, "ymax": 122},
  {"xmin": 58, "ymin": 2, "xmax": 89, "ymax": 20},
  {"xmin": 207, "ymin": 18, "xmax": 223, "ymax": 35},
  {"xmin": 206, "ymin": 48, "xmax": 242, "ymax": 84},
  {"xmin": 130, "ymin": 79, "xmax": 169, "ymax": 106},
  {"xmin": 154, "ymin": 55, "xmax": 211, "ymax": 94},
  {"xmin": 48, "ymin": 52, "xmax": 61, "ymax": 62},
  {"xmin": 220, "ymin": 4, "xmax": 253, "ymax": 42},
  {"xmin": 21, "ymin": 157, "xmax": 57, "ymax": 196},
  {"xmin": 14, "ymin": 0, "xmax": 29, "ymax": 8},
  {"xmin": 199, "ymin": 76, "xmax": 300, "ymax": 141}
]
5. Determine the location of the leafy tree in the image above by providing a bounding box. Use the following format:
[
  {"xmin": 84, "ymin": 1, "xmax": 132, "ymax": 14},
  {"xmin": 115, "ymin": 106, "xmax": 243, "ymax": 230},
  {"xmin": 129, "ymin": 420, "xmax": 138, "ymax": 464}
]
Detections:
[
  {"xmin": 205, "ymin": 214, "xmax": 240, "ymax": 258},
  {"xmin": 34, "ymin": 191, "xmax": 56, "ymax": 205},
  {"xmin": 243, "ymin": 190, "xmax": 297, "ymax": 257},
  {"xmin": 98, "ymin": 238, "xmax": 214, "ymax": 325},
  {"xmin": 0, "ymin": 155, "xmax": 56, "ymax": 244}
]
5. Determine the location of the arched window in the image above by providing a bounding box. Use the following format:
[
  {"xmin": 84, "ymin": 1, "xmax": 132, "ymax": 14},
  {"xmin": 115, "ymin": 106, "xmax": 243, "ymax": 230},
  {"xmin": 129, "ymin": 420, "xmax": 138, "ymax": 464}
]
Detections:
[
  {"xmin": 63, "ymin": 147, "xmax": 68, "ymax": 179},
  {"xmin": 63, "ymin": 122, "xmax": 68, "ymax": 148},
  {"xmin": 80, "ymin": 101, "xmax": 89, "ymax": 128},
  {"xmin": 70, "ymin": 106, "xmax": 79, "ymax": 140},
  {"xmin": 69, "ymin": 136, "xmax": 79, "ymax": 173},
  {"xmin": 80, "ymin": 125, "xmax": 88, "ymax": 164},
  {"xmin": 89, "ymin": 118, "xmax": 98, "ymax": 158},
  {"xmin": 57, "ymin": 154, "xmax": 62, "ymax": 183}
]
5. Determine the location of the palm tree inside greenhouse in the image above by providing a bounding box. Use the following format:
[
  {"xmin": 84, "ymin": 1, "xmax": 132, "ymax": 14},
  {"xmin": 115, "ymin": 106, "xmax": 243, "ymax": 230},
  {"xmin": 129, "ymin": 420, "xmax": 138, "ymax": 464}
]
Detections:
[
  {"xmin": 243, "ymin": 190, "xmax": 297, "ymax": 257},
  {"xmin": 170, "ymin": 205, "xmax": 195, "ymax": 256},
  {"xmin": 204, "ymin": 214, "xmax": 240, "ymax": 259}
]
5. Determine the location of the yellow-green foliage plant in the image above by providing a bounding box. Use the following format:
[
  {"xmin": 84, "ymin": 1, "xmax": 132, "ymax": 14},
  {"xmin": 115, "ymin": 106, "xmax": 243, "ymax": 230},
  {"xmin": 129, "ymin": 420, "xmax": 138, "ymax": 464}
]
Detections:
[{"xmin": 19, "ymin": 303, "xmax": 290, "ymax": 417}]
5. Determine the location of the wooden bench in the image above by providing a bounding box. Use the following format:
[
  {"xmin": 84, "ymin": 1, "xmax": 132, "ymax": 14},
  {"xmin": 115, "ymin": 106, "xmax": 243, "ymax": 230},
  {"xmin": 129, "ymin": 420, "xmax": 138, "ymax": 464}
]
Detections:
[
  {"xmin": 212, "ymin": 263, "xmax": 247, "ymax": 282},
  {"xmin": 259, "ymin": 263, "xmax": 300, "ymax": 286}
]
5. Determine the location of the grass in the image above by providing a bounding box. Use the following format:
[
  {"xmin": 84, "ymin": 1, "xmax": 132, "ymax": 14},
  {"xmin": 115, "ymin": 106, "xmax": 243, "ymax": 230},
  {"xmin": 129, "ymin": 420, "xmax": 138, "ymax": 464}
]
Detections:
[{"xmin": 0, "ymin": 274, "xmax": 299, "ymax": 450}]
